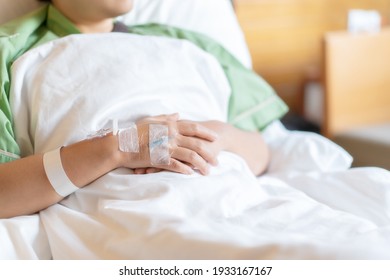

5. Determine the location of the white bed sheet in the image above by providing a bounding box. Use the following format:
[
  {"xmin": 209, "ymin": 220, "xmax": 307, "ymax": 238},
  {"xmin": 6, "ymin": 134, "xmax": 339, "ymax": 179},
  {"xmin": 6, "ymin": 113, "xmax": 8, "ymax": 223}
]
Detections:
[
  {"xmin": 2, "ymin": 121, "xmax": 389, "ymax": 259},
  {"xmin": 2, "ymin": 34, "xmax": 390, "ymax": 260},
  {"xmin": 0, "ymin": 215, "xmax": 50, "ymax": 259},
  {"xmin": 39, "ymin": 122, "xmax": 390, "ymax": 260}
]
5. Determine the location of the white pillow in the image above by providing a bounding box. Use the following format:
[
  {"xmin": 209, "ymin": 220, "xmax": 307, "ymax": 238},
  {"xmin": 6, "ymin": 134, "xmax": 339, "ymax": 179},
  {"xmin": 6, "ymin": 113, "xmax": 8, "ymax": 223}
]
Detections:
[
  {"xmin": 119, "ymin": 0, "xmax": 252, "ymax": 68},
  {"xmin": 262, "ymin": 122, "xmax": 353, "ymax": 173}
]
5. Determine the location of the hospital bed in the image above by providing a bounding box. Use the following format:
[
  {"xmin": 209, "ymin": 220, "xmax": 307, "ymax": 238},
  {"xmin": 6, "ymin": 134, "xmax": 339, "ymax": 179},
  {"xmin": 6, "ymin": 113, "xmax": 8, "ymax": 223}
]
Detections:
[{"xmin": 1, "ymin": 0, "xmax": 390, "ymax": 260}]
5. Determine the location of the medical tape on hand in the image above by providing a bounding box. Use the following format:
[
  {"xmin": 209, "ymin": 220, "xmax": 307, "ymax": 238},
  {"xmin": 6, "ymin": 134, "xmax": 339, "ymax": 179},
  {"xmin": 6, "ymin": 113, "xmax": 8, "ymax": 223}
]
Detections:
[
  {"xmin": 88, "ymin": 120, "xmax": 140, "ymax": 153},
  {"xmin": 112, "ymin": 120, "xmax": 140, "ymax": 153},
  {"xmin": 43, "ymin": 147, "xmax": 79, "ymax": 197},
  {"xmin": 149, "ymin": 124, "xmax": 170, "ymax": 165},
  {"xmin": 118, "ymin": 123, "xmax": 140, "ymax": 153}
]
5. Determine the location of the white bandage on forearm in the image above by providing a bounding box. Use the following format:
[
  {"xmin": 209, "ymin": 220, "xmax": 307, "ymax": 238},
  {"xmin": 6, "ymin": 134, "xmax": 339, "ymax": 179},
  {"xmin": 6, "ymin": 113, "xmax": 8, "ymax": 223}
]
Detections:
[
  {"xmin": 43, "ymin": 147, "xmax": 79, "ymax": 197},
  {"xmin": 149, "ymin": 124, "xmax": 170, "ymax": 165}
]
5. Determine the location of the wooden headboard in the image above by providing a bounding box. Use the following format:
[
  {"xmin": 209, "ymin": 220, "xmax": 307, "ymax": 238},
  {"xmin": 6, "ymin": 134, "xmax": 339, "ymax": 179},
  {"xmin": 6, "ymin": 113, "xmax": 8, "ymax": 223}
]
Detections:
[{"xmin": 322, "ymin": 27, "xmax": 390, "ymax": 138}]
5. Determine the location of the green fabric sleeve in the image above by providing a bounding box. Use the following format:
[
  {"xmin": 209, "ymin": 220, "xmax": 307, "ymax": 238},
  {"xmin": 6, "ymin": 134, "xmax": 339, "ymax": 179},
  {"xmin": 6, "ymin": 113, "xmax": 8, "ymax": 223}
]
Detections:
[
  {"xmin": 128, "ymin": 23, "xmax": 289, "ymax": 131},
  {"xmin": 0, "ymin": 6, "xmax": 49, "ymax": 163}
]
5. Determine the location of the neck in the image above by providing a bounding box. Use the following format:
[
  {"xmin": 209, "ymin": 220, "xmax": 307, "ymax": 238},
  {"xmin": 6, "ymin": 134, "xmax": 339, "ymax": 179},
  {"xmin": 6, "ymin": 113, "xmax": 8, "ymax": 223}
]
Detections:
[{"xmin": 75, "ymin": 19, "xmax": 114, "ymax": 33}]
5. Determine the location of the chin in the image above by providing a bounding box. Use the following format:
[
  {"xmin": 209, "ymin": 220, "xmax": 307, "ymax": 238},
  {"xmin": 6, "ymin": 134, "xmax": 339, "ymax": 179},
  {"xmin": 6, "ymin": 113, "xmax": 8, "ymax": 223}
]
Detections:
[{"xmin": 114, "ymin": 0, "xmax": 133, "ymax": 15}]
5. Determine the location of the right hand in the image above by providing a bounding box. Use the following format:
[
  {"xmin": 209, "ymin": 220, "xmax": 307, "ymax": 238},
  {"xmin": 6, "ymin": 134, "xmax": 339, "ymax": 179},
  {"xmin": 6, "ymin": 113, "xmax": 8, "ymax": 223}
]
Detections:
[{"xmin": 119, "ymin": 114, "xmax": 219, "ymax": 175}]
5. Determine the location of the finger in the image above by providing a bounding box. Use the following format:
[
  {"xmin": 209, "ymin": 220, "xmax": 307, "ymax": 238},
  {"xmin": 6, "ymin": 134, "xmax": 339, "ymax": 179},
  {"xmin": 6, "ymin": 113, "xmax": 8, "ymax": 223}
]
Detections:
[
  {"xmin": 145, "ymin": 167, "xmax": 163, "ymax": 174},
  {"xmin": 134, "ymin": 168, "xmax": 147, "ymax": 174},
  {"xmin": 144, "ymin": 113, "xmax": 179, "ymax": 123},
  {"xmin": 177, "ymin": 122, "xmax": 218, "ymax": 142},
  {"xmin": 177, "ymin": 136, "xmax": 218, "ymax": 166},
  {"xmin": 161, "ymin": 158, "xmax": 194, "ymax": 175},
  {"xmin": 166, "ymin": 113, "xmax": 180, "ymax": 121},
  {"xmin": 171, "ymin": 147, "xmax": 209, "ymax": 175}
]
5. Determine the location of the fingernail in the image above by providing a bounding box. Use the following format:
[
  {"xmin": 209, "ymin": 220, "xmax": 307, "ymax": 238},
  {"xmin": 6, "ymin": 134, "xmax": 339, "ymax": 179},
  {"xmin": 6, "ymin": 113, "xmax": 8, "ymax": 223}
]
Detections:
[{"xmin": 187, "ymin": 168, "xmax": 194, "ymax": 175}]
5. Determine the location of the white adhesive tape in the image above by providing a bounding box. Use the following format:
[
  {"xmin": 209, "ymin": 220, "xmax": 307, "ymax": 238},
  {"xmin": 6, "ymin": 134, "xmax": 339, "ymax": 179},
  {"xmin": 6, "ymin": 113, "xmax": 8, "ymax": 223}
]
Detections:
[
  {"xmin": 118, "ymin": 123, "xmax": 140, "ymax": 153},
  {"xmin": 149, "ymin": 124, "xmax": 170, "ymax": 165}
]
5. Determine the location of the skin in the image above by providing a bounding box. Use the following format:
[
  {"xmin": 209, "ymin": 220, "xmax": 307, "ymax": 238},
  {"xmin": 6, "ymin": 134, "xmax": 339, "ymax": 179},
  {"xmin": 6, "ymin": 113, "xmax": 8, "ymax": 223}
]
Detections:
[
  {"xmin": 51, "ymin": 0, "xmax": 134, "ymax": 33},
  {"xmin": 0, "ymin": 0, "xmax": 270, "ymax": 218}
]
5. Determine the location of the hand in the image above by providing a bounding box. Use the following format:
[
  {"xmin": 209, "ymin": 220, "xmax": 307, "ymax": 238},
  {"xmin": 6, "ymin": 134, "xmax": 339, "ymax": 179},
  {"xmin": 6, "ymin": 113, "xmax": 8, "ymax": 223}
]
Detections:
[
  {"xmin": 134, "ymin": 120, "xmax": 229, "ymax": 175},
  {"xmin": 132, "ymin": 119, "xmax": 270, "ymax": 176},
  {"xmin": 119, "ymin": 114, "xmax": 219, "ymax": 175}
]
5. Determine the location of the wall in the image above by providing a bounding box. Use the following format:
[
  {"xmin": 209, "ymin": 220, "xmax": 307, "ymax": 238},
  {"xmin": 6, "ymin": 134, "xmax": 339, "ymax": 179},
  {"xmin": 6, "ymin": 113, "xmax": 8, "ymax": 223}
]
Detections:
[{"xmin": 235, "ymin": 0, "xmax": 390, "ymax": 113}]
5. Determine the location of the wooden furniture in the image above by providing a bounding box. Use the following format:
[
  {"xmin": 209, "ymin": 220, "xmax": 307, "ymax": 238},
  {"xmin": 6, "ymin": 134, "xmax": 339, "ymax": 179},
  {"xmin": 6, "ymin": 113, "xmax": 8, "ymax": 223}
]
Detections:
[
  {"xmin": 323, "ymin": 28, "xmax": 390, "ymax": 138},
  {"xmin": 322, "ymin": 28, "xmax": 390, "ymax": 169},
  {"xmin": 234, "ymin": 0, "xmax": 390, "ymax": 113}
]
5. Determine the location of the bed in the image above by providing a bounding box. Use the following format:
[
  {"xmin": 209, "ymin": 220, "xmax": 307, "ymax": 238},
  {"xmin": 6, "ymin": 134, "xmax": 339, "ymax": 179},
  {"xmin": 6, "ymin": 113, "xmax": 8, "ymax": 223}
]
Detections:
[{"xmin": 1, "ymin": 0, "xmax": 390, "ymax": 260}]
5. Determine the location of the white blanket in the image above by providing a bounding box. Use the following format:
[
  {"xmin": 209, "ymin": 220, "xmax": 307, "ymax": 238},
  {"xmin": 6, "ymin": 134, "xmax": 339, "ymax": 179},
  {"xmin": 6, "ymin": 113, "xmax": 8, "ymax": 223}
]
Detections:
[{"xmin": 4, "ymin": 33, "xmax": 390, "ymax": 259}]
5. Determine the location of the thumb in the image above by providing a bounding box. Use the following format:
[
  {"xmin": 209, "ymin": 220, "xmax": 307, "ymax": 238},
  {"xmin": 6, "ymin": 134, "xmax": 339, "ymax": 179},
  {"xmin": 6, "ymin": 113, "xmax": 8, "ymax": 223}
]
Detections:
[{"xmin": 151, "ymin": 113, "xmax": 179, "ymax": 121}]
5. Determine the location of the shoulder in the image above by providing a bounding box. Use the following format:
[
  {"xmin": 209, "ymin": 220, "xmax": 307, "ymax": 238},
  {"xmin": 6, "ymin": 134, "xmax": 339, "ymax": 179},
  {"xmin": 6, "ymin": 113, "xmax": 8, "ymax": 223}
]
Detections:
[
  {"xmin": 128, "ymin": 23, "xmax": 222, "ymax": 48},
  {"xmin": 0, "ymin": 6, "xmax": 48, "ymax": 57},
  {"xmin": 128, "ymin": 23, "xmax": 241, "ymax": 65}
]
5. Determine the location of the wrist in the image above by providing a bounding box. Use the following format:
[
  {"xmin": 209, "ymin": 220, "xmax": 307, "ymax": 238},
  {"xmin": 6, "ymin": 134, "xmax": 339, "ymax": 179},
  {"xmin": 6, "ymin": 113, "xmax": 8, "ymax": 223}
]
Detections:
[
  {"xmin": 113, "ymin": 123, "xmax": 151, "ymax": 169},
  {"xmin": 205, "ymin": 120, "xmax": 233, "ymax": 151},
  {"xmin": 222, "ymin": 123, "xmax": 237, "ymax": 152},
  {"xmin": 59, "ymin": 134, "xmax": 122, "ymax": 187},
  {"xmin": 102, "ymin": 133, "xmax": 124, "ymax": 169}
]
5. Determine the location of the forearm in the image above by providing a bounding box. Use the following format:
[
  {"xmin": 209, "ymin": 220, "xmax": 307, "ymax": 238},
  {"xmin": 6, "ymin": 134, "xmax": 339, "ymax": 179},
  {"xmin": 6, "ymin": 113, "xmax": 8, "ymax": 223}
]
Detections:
[
  {"xmin": 224, "ymin": 126, "xmax": 270, "ymax": 175},
  {"xmin": 0, "ymin": 134, "xmax": 120, "ymax": 219},
  {"xmin": 201, "ymin": 121, "xmax": 270, "ymax": 176},
  {"xmin": 0, "ymin": 114, "xmax": 220, "ymax": 218}
]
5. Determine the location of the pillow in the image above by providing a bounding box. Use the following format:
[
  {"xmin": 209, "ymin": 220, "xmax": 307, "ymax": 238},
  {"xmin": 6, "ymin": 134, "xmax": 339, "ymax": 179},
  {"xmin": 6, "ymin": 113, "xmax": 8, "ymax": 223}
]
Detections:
[
  {"xmin": 0, "ymin": 0, "xmax": 252, "ymax": 68},
  {"xmin": 262, "ymin": 122, "xmax": 353, "ymax": 173},
  {"xmin": 118, "ymin": 0, "xmax": 252, "ymax": 68}
]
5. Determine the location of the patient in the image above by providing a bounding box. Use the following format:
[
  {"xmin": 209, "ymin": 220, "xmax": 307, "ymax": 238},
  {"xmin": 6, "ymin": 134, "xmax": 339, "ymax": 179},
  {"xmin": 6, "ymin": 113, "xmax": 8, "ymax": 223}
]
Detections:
[{"xmin": 0, "ymin": 0, "xmax": 287, "ymax": 218}]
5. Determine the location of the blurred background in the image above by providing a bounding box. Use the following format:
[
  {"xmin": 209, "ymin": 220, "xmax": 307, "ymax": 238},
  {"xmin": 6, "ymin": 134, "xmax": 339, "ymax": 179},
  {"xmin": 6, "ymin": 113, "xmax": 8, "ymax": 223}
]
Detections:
[{"xmin": 235, "ymin": 0, "xmax": 390, "ymax": 169}]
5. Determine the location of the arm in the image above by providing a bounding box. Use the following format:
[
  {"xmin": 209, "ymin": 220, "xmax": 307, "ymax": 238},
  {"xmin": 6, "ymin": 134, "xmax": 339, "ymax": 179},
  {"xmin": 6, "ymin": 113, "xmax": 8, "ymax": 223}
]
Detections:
[
  {"xmin": 200, "ymin": 121, "xmax": 270, "ymax": 176},
  {"xmin": 0, "ymin": 135, "xmax": 119, "ymax": 219},
  {"xmin": 0, "ymin": 115, "xmax": 218, "ymax": 218}
]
